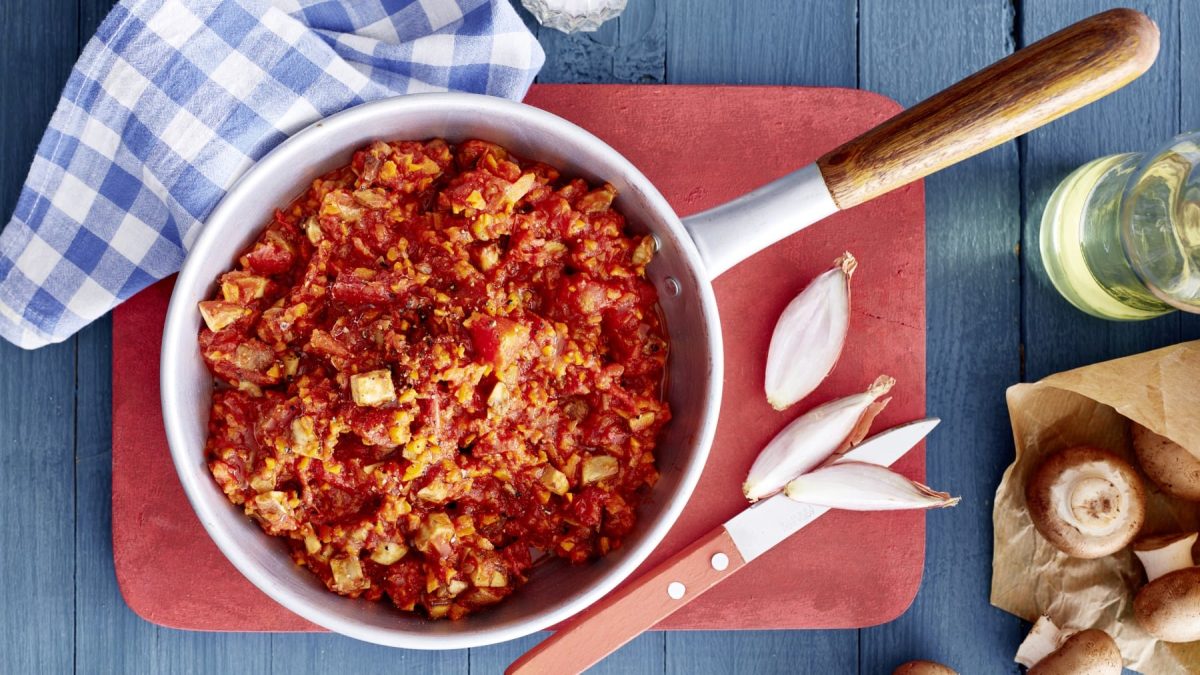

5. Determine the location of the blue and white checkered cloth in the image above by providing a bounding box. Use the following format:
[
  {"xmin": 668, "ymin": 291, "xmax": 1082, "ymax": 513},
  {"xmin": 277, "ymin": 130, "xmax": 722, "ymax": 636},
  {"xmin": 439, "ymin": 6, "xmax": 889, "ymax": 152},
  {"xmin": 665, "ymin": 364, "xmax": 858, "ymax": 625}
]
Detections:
[{"xmin": 0, "ymin": 0, "xmax": 543, "ymax": 349}]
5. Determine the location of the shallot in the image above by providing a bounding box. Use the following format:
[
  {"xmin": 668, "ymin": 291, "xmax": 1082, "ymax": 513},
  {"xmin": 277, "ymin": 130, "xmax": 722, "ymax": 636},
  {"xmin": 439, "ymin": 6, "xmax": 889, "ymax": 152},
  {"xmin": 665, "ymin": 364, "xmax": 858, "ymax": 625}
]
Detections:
[
  {"xmin": 743, "ymin": 375, "xmax": 894, "ymax": 501},
  {"xmin": 765, "ymin": 252, "xmax": 856, "ymax": 410},
  {"xmin": 783, "ymin": 461, "xmax": 960, "ymax": 510}
]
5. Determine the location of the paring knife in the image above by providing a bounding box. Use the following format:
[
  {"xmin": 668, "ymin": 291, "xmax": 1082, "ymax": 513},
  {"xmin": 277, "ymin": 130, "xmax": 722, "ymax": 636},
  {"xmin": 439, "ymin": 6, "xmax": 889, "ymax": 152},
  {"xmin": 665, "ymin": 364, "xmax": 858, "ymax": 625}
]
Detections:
[{"xmin": 506, "ymin": 417, "xmax": 940, "ymax": 675}]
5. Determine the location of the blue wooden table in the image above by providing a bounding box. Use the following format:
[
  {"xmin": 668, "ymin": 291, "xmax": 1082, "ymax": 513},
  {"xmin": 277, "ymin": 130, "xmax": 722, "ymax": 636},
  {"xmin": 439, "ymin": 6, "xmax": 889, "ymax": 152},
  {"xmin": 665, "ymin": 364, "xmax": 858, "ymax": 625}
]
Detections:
[{"xmin": 2, "ymin": 1, "xmax": 1194, "ymax": 672}]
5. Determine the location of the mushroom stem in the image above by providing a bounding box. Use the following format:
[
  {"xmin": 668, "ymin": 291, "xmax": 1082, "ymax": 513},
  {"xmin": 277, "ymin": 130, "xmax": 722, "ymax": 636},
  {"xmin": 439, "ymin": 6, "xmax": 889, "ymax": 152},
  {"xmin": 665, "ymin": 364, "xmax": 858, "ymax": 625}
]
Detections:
[
  {"xmin": 1015, "ymin": 615, "xmax": 1062, "ymax": 668},
  {"xmin": 1134, "ymin": 532, "xmax": 1198, "ymax": 582}
]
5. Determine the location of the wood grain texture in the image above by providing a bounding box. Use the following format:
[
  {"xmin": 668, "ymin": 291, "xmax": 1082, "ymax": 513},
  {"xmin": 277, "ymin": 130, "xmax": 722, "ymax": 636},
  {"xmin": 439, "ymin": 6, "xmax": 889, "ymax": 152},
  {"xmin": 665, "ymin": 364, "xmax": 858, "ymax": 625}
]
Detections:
[
  {"xmin": 663, "ymin": 0, "xmax": 856, "ymax": 87},
  {"xmin": 0, "ymin": 0, "xmax": 78, "ymax": 674},
  {"xmin": 856, "ymin": 3, "xmax": 1026, "ymax": 672},
  {"xmin": 819, "ymin": 8, "xmax": 1160, "ymax": 210},
  {"xmin": 1, "ymin": 1, "xmax": 1191, "ymax": 673}
]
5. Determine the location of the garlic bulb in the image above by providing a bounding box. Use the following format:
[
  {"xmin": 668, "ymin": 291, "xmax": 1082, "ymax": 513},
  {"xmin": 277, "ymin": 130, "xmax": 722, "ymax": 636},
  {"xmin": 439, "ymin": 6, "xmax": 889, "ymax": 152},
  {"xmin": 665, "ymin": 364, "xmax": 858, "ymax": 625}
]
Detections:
[
  {"xmin": 783, "ymin": 461, "xmax": 960, "ymax": 510},
  {"xmin": 765, "ymin": 253, "xmax": 855, "ymax": 410},
  {"xmin": 521, "ymin": 0, "xmax": 628, "ymax": 33},
  {"xmin": 743, "ymin": 375, "xmax": 894, "ymax": 501}
]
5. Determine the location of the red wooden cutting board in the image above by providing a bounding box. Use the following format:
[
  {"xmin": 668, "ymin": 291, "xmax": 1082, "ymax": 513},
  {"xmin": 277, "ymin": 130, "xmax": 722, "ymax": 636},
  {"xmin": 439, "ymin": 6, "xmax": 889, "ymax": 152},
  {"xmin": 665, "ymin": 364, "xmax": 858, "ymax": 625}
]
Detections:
[{"xmin": 112, "ymin": 84, "xmax": 925, "ymax": 631}]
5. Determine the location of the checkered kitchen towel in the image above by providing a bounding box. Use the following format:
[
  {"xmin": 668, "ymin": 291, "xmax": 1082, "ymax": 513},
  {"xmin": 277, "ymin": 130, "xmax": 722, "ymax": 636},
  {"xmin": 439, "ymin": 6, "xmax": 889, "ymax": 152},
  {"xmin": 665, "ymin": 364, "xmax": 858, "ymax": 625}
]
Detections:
[{"xmin": 0, "ymin": 0, "xmax": 543, "ymax": 349}]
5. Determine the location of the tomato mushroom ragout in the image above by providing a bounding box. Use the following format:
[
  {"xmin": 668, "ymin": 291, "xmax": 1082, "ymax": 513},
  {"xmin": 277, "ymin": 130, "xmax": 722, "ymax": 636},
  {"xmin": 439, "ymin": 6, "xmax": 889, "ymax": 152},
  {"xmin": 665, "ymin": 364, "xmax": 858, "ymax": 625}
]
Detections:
[{"xmin": 198, "ymin": 139, "xmax": 670, "ymax": 620}]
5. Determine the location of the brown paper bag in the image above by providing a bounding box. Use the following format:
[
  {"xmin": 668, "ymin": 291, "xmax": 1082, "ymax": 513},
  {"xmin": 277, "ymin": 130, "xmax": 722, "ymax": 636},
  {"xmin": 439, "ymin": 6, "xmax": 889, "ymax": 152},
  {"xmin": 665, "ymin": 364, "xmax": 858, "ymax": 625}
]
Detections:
[{"xmin": 992, "ymin": 341, "xmax": 1200, "ymax": 673}]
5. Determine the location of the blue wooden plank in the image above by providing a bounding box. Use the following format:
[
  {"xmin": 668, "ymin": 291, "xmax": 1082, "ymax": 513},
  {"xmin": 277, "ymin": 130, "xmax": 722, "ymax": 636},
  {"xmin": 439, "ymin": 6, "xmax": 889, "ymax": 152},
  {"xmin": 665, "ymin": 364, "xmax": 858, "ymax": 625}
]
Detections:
[
  {"xmin": 665, "ymin": 629, "xmax": 857, "ymax": 675},
  {"xmin": 469, "ymin": 630, "xmax": 664, "ymax": 674},
  {"xmin": 856, "ymin": 1, "xmax": 1024, "ymax": 672},
  {"xmin": 663, "ymin": 0, "xmax": 856, "ymax": 87},
  {"xmin": 1022, "ymin": 0, "xmax": 1182, "ymax": 381},
  {"xmin": 0, "ymin": 0, "xmax": 79, "ymax": 673}
]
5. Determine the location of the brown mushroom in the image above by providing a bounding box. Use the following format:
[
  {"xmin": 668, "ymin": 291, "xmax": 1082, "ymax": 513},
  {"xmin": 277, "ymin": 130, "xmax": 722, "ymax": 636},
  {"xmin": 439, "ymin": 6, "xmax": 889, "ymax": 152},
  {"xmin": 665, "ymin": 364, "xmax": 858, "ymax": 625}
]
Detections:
[
  {"xmin": 1015, "ymin": 616, "xmax": 1121, "ymax": 675},
  {"xmin": 1131, "ymin": 422, "xmax": 1200, "ymax": 500},
  {"xmin": 1024, "ymin": 446, "xmax": 1146, "ymax": 558},
  {"xmin": 892, "ymin": 660, "xmax": 957, "ymax": 675},
  {"xmin": 1133, "ymin": 532, "xmax": 1200, "ymax": 642}
]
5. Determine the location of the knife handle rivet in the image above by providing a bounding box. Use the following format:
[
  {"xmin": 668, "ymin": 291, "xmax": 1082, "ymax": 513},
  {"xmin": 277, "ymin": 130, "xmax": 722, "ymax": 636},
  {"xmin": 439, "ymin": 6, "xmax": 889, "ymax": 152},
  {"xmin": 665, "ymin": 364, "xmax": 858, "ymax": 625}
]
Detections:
[
  {"xmin": 711, "ymin": 553, "xmax": 729, "ymax": 571},
  {"xmin": 667, "ymin": 582, "xmax": 686, "ymax": 599}
]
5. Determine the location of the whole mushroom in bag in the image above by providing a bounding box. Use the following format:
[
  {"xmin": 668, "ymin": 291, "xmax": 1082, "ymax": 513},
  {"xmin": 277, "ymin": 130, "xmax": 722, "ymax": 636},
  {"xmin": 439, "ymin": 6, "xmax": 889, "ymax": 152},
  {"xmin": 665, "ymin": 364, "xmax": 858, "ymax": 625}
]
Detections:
[
  {"xmin": 1024, "ymin": 446, "xmax": 1146, "ymax": 558},
  {"xmin": 1133, "ymin": 532, "xmax": 1200, "ymax": 642},
  {"xmin": 1131, "ymin": 421, "xmax": 1200, "ymax": 501},
  {"xmin": 1014, "ymin": 616, "xmax": 1122, "ymax": 675}
]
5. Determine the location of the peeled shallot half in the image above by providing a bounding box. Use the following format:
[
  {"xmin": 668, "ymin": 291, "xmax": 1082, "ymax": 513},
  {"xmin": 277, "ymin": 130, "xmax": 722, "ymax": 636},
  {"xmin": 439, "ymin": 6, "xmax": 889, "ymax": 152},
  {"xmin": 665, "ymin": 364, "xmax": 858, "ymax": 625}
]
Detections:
[
  {"xmin": 784, "ymin": 461, "xmax": 960, "ymax": 511},
  {"xmin": 764, "ymin": 252, "xmax": 856, "ymax": 410}
]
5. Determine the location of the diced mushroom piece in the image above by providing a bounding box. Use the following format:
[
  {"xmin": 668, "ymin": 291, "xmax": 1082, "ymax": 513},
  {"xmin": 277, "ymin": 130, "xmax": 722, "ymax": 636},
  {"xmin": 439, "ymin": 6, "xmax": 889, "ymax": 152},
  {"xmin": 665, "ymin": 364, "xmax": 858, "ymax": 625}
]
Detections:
[
  {"xmin": 417, "ymin": 478, "xmax": 450, "ymax": 504},
  {"xmin": 220, "ymin": 272, "xmax": 269, "ymax": 303},
  {"xmin": 369, "ymin": 541, "xmax": 407, "ymax": 565},
  {"xmin": 251, "ymin": 491, "xmax": 298, "ymax": 533},
  {"xmin": 582, "ymin": 455, "xmax": 619, "ymax": 484},
  {"xmin": 291, "ymin": 416, "xmax": 321, "ymax": 458},
  {"xmin": 414, "ymin": 513, "xmax": 456, "ymax": 557},
  {"xmin": 631, "ymin": 235, "xmax": 656, "ymax": 266},
  {"xmin": 470, "ymin": 554, "xmax": 509, "ymax": 588},
  {"xmin": 329, "ymin": 554, "xmax": 370, "ymax": 593},
  {"xmin": 350, "ymin": 369, "xmax": 397, "ymax": 407},
  {"xmin": 540, "ymin": 466, "xmax": 569, "ymax": 495},
  {"xmin": 198, "ymin": 300, "xmax": 251, "ymax": 332}
]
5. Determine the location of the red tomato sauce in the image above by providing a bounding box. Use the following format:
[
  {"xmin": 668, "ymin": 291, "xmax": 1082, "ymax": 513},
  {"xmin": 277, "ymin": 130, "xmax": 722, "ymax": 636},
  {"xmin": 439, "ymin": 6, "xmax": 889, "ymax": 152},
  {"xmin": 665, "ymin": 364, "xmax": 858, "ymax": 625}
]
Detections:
[{"xmin": 198, "ymin": 139, "xmax": 670, "ymax": 619}]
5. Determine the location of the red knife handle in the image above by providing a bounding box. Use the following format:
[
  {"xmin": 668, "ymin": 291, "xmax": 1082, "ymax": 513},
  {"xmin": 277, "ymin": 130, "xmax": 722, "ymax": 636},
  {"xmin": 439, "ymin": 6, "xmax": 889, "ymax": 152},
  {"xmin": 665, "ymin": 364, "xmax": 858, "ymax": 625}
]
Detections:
[{"xmin": 506, "ymin": 526, "xmax": 746, "ymax": 675}]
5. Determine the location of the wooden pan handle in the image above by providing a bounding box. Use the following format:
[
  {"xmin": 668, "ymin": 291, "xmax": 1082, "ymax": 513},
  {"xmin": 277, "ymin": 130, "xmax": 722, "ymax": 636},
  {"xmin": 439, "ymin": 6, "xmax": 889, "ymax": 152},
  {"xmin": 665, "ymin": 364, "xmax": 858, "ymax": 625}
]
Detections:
[
  {"xmin": 506, "ymin": 527, "xmax": 746, "ymax": 675},
  {"xmin": 816, "ymin": 8, "xmax": 1159, "ymax": 209}
]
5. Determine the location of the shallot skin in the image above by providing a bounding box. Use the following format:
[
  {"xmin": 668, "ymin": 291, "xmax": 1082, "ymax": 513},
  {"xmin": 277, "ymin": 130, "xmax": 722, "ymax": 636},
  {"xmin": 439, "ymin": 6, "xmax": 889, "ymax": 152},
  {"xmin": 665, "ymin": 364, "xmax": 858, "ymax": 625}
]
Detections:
[
  {"xmin": 764, "ymin": 253, "xmax": 856, "ymax": 411},
  {"xmin": 743, "ymin": 375, "xmax": 894, "ymax": 502}
]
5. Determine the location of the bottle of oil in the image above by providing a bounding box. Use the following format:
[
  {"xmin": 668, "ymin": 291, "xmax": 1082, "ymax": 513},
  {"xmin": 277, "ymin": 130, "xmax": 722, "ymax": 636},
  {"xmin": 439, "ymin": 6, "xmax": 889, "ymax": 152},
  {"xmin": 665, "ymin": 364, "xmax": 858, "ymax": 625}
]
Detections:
[{"xmin": 1040, "ymin": 131, "xmax": 1200, "ymax": 320}]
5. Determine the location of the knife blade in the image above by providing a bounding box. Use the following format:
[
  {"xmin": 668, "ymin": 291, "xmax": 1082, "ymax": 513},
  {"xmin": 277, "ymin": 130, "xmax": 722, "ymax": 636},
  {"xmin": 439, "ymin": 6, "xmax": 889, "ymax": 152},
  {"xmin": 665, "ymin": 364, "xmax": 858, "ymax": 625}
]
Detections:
[
  {"xmin": 724, "ymin": 417, "xmax": 939, "ymax": 562},
  {"xmin": 507, "ymin": 417, "xmax": 940, "ymax": 675}
]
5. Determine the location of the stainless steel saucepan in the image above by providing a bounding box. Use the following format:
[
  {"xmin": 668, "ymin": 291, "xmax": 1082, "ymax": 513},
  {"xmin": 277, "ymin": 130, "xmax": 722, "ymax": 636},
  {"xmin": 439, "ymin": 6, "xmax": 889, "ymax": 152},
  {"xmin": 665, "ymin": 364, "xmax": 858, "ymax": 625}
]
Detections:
[{"xmin": 160, "ymin": 9, "xmax": 1156, "ymax": 649}]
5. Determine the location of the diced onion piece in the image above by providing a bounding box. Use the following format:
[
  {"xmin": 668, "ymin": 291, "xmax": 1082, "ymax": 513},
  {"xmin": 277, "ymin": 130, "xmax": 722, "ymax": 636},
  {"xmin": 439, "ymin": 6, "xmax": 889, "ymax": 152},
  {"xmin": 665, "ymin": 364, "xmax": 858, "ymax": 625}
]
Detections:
[
  {"xmin": 349, "ymin": 369, "xmax": 396, "ymax": 407},
  {"xmin": 582, "ymin": 456, "xmax": 619, "ymax": 484},
  {"xmin": 448, "ymin": 580, "xmax": 469, "ymax": 595},
  {"xmin": 198, "ymin": 300, "xmax": 250, "ymax": 332}
]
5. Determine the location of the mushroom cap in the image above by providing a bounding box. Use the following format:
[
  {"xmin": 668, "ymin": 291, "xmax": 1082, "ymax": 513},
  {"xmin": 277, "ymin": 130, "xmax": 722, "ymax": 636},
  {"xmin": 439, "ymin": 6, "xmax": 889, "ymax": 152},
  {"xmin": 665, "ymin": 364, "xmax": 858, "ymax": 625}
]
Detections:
[
  {"xmin": 892, "ymin": 660, "xmax": 957, "ymax": 675},
  {"xmin": 1134, "ymin": 566, "xmax": 1200, "ymax": 642},
  {"xmin": 1027, "ymin": 629, "xmax": 1121, "ymax": 675},
  {"xmin": 1131, "ymin": 422, "xmax": 1200, "ymax": 501},
  {"xmin": 1025, "ymin": 446, "xmax": 1146, "ymax": 559}
]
